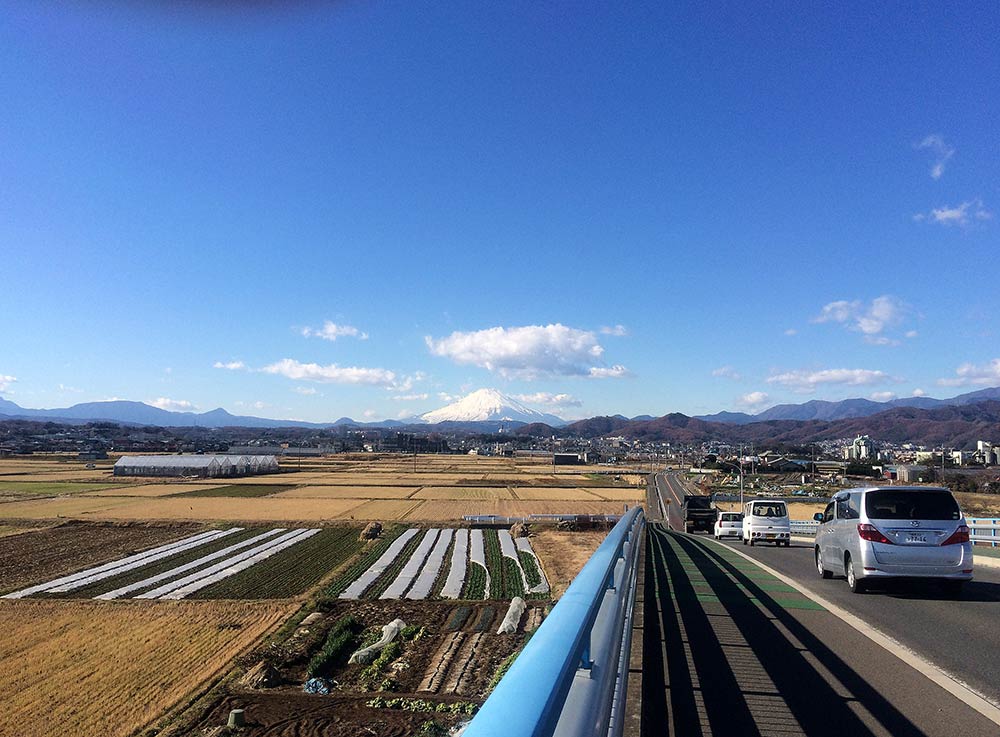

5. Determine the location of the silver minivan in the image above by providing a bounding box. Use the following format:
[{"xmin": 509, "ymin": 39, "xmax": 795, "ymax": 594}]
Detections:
[{"xmin": 813, "ymin": 486, "xmax": 973, "ymax": 595}]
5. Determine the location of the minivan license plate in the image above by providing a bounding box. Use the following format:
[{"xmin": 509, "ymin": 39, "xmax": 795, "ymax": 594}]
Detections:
[{"xmin": 905, "ymin": 533, "xmax": 926, "ymax": 543}]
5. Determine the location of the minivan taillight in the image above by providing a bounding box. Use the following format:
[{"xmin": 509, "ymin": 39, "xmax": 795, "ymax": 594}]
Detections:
[
  {"xmin": 858, "ymin": 523, "xmax": 893, "ymax": 545},
  {"xmin": 941, "ymin": 525, "xmax": 970, "ymax": 546}
]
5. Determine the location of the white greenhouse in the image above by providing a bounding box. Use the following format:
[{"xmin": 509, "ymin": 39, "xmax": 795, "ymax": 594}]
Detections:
[{"xmin": 113, "ymin": 454, "xmax": 279, "ymax": 478}]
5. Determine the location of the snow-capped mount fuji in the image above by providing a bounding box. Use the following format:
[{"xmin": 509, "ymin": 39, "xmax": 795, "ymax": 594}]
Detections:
[{"xmin": 420, "ymin": 389, "xmax": 567, "ymax": 426}]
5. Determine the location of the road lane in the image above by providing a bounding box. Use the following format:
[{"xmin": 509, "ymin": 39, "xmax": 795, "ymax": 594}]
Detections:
[
  {"xmin": 713, "ymin": 535, "xmax": 1000, "ymax": 708},
  {"xmin": 641, "ymin": 525, "xmax": 1000, "ymax": 737}
]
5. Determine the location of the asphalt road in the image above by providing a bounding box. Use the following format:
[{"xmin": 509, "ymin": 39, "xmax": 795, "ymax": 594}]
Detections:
[
  {"xmin": 642, "ymin": 472, "xmax": 1000, "ymax": 735},
  {"xmin": 714, "ymin": 532, "xmax": 1000, "ymax": 707},
  {"xmin": 641, "ymin": 524, "xmax": 1000, "ymax": 737}
]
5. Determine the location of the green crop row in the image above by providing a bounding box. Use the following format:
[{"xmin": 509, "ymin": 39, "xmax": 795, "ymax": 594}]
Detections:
[
  {"xmin": 366, "ymin": 696, "xmax": 478, "ymax": 716},
  {"xmin": 518, "ymin": 550, "xmax": 542, "ymax": 588},
  {"xmin": 483, "ymin": 530, "xmax": 505, "ymax": 599},
  {"xmin": 358, "ymin": 640, "xmax": 403, "ymax": 691},
  {"xmin": 190, "ymin": 527, "xmax": 364, "ymax": 599},
  {"xmin": 460, "ymin": 562, "xmax": 486, "ymax": 600},
  {"xmin": 324, "ymin": 525, "xmax": 406, "ymax": 597},
  {"xmin": 43, "ymin": 527, "xmax": 263, "ymax": 599},
  {"xmin": 362, "ymin": 531, "xmax": 425, "ymax": 599},
  {"xmin": 306, "ymin": 614, "xmax": 361, "ymax": 677}
]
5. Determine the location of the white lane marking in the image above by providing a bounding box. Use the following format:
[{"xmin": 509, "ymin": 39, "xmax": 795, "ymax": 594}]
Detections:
[{"xmin": 711, "ymin": 537, "xmax": 1000, "ymax": 727}]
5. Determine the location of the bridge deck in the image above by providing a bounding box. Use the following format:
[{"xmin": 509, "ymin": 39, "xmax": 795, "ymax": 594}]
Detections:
[{"xmin": 635, "ymin": 524, "xmax": 999, "ymax": 737}]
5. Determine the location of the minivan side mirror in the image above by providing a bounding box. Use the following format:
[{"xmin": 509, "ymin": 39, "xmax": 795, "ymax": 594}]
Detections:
[{"xmin": 813, "ymin": 512, "xmax": 825, "ymax": 522}]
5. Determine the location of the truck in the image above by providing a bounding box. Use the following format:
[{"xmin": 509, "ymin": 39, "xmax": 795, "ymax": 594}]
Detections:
[{"xmin": 682, "ymin": 495, "xmax": 716, "ymax": 533}]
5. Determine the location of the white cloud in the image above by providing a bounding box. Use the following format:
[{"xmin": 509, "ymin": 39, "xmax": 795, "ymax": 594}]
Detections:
[
  {"xmin": 588, "ymin": 365, "xmax": 632, "ymax": 379},
  {"xmin": 737, "ymin": 391, "xmax": 769, "ymax": 409},
  {"xmin": 363, "ymin": 409, "xmax": 377, "ymax": 419},
  {"xmin": 870, "ymin": 391, "xmax": 897, "ymax": 402},
  {"xmin": 937, "ymin": 359, "xmax": 1000, "ymax": 387},
  {"xmin": 425, "ymin": 324, "xmax": 628, "ymax": 380},
  {"xmin": 916, "ymin": 134, "xmax": 955, "ymax": 180},
  {"xmin": 57, "ymin": 383, "xmax": 84, "ymax": 393},
  {"xmin": 149, "ymin": 397, "xmax": 198, "ymax": 412},
  {"xmin": 813, "ymin": 295, "xmax": 909, "ymax": 344},
  {"xmin": 437, "ymin": 392, "xmax": 459, "ymax": 403},
  {"xmin": 513, "ymin": 392, "xmax": 583, "ymax": 408},
  {"xmin": 396, "ymin": 409, "xmax": 417, "ymax": 420},
  {"xmin": 766, "ymin": 368, "xmax": 892, "ymax": 393},
  {"xmin": 905, "ymin": 330, "xmax": 918, "ymax": 339},
  {"xmin": 784, "ymin": 328, "xmax": 798, "ymax": 336},
  {"xmin": 300, "ymin": 321, "xmax": 368, "ymax": 341},
  {"xmin": 600, "ymin": 324, "xmax": 629, "ymax": 336},
  {"xmin": 0, "ymin": 374, "xmax": 17, "ymax": 393},
  {"xmin": 293, "ymin": 386, "xmax": 318, "ymax": 395},
  {"xmin": 391, "ymin": 393, "xmax": 430, "ymax": 401},
  {"xmin": 712, "ymin": 366, "xmax": 742, "ymax": 380},
  {"xmin": 388, "ymin": 372, "xmax": 427, "ymax": 394},
  {"xmin": 261, "ymin": 358, "xmax": 397, "ymax": 386},
  {"xmin": 914, "ymin": 198, "xmax": 992, "ymax": 227},
  {"xmin": 912, "ymin": 388, "xmax": 926, "ymax": 397},
  {"xmin": 213, "ymin": 361, "xmax": 246, "ymax": 371}
]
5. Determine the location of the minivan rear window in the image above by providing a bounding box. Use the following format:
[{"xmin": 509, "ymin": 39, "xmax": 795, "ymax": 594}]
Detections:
[
  {"xmin": 864, "ymin": 491, "xmax": 960, "ymax": 520},
  {"xmin": 751, "ymin": 502, "xmax": 786, "ymax": 517}
]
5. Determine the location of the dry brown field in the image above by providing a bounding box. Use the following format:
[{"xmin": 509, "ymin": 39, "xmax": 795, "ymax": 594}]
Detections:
[
  {"xmin": 0, "ymin": 599, "xmax": 292, "ymax": 737},
  {"xmin": 405, "ymin": 499, "xmax": 630, "ymax": 521},
  {"xmin": 955, "ymin": 492, "xmax": 1000, "ymax": 517},
  {"xmin": 0, "ymin": 522, "xmax": 201, "ymax": 595},
  {"xmin": 343, "ymin": 499, "xmax": 426, "ymax": 520},
  {"xmin": 270, "ymin": 485, "xmax": 419, "ymax": 499},
  {"xmin": 511, "ymin": 487, "xmax": 603, "ymax": 501},
  {"xmin": 82, "ymin": 483, "xmax": 228, "ymax": 497},
  {"xmin": 413, "ymin": 485, "xmax": 517, "ymax": 500},
  {"xmin": 586, "ymin": 488, "xmax": 647, "ymax": 501},
  {"xmin": 530, "ymin": 529, "xmax": 609, "ymax": 597},
  {"xmin": 0, "ymin": 470, "xmax": 116, "ymax": 482}
]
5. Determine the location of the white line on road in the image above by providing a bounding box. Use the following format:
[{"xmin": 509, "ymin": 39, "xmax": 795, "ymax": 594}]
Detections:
[{"xmin": 712, "ymin": 536, "xmax": 1000, "ymax": 728}]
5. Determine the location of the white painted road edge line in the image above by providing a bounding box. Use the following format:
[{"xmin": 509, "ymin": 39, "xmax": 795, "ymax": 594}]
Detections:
[{"xmin": 713, "ymin": 537, "xmax": 1000, "ymax": 728}]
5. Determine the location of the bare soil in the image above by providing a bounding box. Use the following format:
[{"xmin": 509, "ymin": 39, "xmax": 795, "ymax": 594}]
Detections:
[
  {"xmin": 175, "ymin": 598, "xmax": 541, "ymax": 737},
  {"xmin": 0, "ymin": 520, "xmax": 201, "ymax": 594}
]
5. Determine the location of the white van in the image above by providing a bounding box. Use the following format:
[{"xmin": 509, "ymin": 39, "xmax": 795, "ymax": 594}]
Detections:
[{"xmin": 742, "ymin": 499, "xmax": 790, "ymax": 547}]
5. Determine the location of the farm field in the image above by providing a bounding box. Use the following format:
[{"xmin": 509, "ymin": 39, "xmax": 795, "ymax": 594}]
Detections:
[
  {"xmin": 273, "ymin": 485, "xmax": 420, "ymax": 499},
  {"xmin": 511, "ymin": 487, "xmax": 604, "ymax": 501},
  {"xmin": 6, "ymin": 524, "xmax": 363, "ymax": 601},
  {"xmin": 171, "ymin": 598, "xmax": 539, "ymax": 737},
  {"xmin": 407, "ymin": 499, "xmax": 630, "ymax": 521},
  {"xmin": 0, "ymin": 599, "xmax": 292, "ymax": 737},
  {"xmin": 413, "ymin": 486, "xmax": 516, "ymax": 500},
  {"xmin": 83, "ymin": 482, "xmax": 229, "ymax": 497}
]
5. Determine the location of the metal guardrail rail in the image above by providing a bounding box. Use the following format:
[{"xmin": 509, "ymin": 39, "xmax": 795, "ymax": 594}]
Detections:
[
  {"xmin": 792, "ymin": 518, "xmax": 1000, "ymax": 548},
  {"xmin": 462, "ymin": 506, "xmax": 646, "ymax": 737}
]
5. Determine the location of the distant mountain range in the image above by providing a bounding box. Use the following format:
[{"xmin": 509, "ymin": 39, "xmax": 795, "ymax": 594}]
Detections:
[
  {"xmin": 0, "ymin": 389, "xmax": 567, "ymax": 430},
  {"xmin": 2, "ymin": 387, "xmax": 999, "ymax": 446},
  {"xmin": 694, "ymin": 387, "xmax": 1000, "ymax": 424},
  {"xmin": 520, "ymin": 400, "xmax": 1000, "ymax": 448}
]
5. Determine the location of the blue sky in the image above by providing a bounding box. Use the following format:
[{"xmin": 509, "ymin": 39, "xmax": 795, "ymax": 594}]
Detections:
[{"xmin": 2, "ymin": 2, "xmax": 998, "ymax": 422}]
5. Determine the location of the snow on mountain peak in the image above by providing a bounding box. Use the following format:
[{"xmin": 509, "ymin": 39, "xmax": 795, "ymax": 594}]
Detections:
[{"xmin": 420, "ymin": 388, "xmax": 565, "ymax": 425}]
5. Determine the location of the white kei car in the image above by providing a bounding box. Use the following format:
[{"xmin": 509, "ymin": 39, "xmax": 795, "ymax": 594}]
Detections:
[{"xmin": 714, "ymin": 512, "xmax": 743, "ymax": 539}]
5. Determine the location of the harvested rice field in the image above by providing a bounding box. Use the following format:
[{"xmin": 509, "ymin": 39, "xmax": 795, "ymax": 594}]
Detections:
[
  {"xmin": 510, "ymin": 487, "xmax": 603, "ymax": 501},
  {"xmin": 272, "ymin": 485, "xmax": 420, "ymax": 499},
  {"xmin": 82, "ymin": 482, "xmax": 229, "ymax": 497},
  {"xmin": 0, "ymin": 599, "xmax": 292, "ymax": 737},
  {"xmin": 413, "ymin": 486, "xmax": 517, "ymax": 500},
  {"xmin": 345, "ymin": 499, "xmax": 426, "ymax": 520},
  {"xmin": 405, "ymin": 499, "xmax": 631, "ymax": 521}
]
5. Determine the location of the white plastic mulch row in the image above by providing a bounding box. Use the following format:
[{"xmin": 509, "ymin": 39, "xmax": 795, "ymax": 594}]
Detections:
[
  {"xmin": 469, "ymin": 529, "xmax": 491, "ymax": 601},
  {"xmin": 137, "ymin": 528, "xmax": 317, "ymax": 599},
  {"xmin": 406, "ymin": 528, "xmax": 455, "ymax": 600},
  {"xmin": 95, "ymin": 528, "xmax": 286, "ymax": 600},
  {"xmin": 498, "ymin": 530, "xmax": 530, "ymax": 592},
  {"xmin": 380, "ymin": 529, "xmax": 440, "ymax": 599},
  {"xmin": 515, "ymin": 536, "xmax": 550, "ymax": 594},
  {"xmin": 339, "ymin": 528, "xmax": 420, "ymax": 600},
  {"xmin": 439, "ymin": 528, "xmax": 469, "ymax": 599},
  {"xmin": 158, "ymin": 529, "xmax": 320, "ymax": 600},
  {"xmin": 1, "ymin": 528, "xmax": 239, "ymax": 599}
]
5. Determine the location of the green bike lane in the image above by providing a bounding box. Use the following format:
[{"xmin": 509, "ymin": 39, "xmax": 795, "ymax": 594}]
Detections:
[{"xmin": 636, "ymin": 524, "xmax": 1000, "ymax": 737}]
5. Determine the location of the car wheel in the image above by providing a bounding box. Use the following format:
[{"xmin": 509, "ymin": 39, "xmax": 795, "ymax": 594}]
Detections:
[
  {"xmin": 941, "ymin": 580, "xmax": 964, "ymax": 599},
  {"xmin": 846, "ymin": 556, "xmax": 866, "ymax": 593},
  {"xmin": 816, "ymin": 548, "xmax": 832, "ymax": 578}
]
